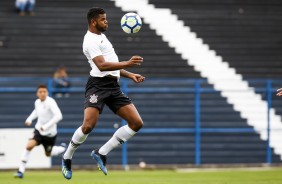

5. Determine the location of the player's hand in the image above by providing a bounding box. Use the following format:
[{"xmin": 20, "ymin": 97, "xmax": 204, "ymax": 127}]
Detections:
[
  {"xmin": 25, "ymin": 122, "xmax": 31, "ymax": 126},
  {"xmin": 130, "ymin": 73, "xmax": 145, "ymax": 83},
  {"xmin": 277, "ymin": 88, "xmax": 282, "ymax": 96},
  {"xmin": 127, "ymin": 56, "xmax": 143, "ymax": 66}
]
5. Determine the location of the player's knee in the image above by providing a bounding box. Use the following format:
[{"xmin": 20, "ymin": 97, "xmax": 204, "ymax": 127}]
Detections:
[
  {"xmin": 26, "ymin": 145, "xmax": 34, "ymax": 151},
  {"xmin": 45, "ymin": 152, "xmax": 51, "ymax": 157},
  {"xmin": 130, "ymin": 118, "xmax": 143, "ymax": 132},
  {"xmin": 81, "ymin": 124, "xmax": 94, "ymax": 134},
  {"xmin": 136, "ymin": 119, "xmax": 143, "ymax": 130}
]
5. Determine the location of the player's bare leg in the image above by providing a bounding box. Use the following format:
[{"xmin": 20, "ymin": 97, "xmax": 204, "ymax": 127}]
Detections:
[{"xmin": 116, "ymin": 103, "xmax": 143, "ymax": 132}]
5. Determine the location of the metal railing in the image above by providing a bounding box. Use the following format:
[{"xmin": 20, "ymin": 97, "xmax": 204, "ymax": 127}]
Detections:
[{"xmin": 0, "ymin": 77, "xmax": 281, "ymax": 166}]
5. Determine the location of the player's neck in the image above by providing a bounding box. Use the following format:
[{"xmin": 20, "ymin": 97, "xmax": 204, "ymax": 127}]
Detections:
[
  {"xmin": 88, "ymin": 27, "xmax": 101, "ymax": 35},
  {"xmin": 39, "ymin": 97, "xmax": 47, "ymax": 102}
]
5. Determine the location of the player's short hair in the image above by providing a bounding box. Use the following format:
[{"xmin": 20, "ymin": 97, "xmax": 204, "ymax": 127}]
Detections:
[
  {"xmin": 37, "ymin": 84, "xmax": 48, "ymax": 91},
  {"xmin": 87, "ymin": 7, "xmax": 106, "ymax": 24}
]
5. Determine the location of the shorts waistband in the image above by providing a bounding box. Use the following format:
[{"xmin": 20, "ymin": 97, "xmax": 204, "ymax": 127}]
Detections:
[
  {"xmin": 89, "ymin": 75, "xmax": 118, "ymax": 81},
  {"xmin": 105, "ymin": 75, "xmax": 119, "ymax": 80}
]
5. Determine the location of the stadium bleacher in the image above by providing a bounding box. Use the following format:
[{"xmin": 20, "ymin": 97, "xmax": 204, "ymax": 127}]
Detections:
[{"xmin": 0, "ymin": 0, "xmax": 281, "ymax": 167}]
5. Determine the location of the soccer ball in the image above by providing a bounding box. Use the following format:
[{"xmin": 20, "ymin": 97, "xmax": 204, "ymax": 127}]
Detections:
[{"xmin": 120, "ymin": 13, "xmax": 142, "ymax": 34}]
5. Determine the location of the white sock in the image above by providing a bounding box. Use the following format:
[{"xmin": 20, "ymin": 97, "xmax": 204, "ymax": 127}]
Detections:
[
  {"xmin": 99, "ymin": 125, "xmax": 136, "ymax": 155},
  {"xmin": 63, "ymin": 126, "xmax": 88, "ymax": 159},
  {"xmin": 19, "ymin": 149, "xmax": 31, "ymax": 173},
  {"xmin": 51, "ymin": 146, "xmax": 66, "ymax": 156}
]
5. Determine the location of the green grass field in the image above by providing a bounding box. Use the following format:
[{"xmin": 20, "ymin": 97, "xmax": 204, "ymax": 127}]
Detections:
[{"xmin": 1, "ymin": 168, "xmax": 282, "ymax": 184}]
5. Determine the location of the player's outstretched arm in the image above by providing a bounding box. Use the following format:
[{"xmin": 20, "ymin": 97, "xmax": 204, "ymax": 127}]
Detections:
[
  {"xmin": 93, "ymin": 55, "xmax": 143, "ymax": 71},
  {"xmin": 277, "ymin": 88, "xmax": 282, "ymax": 96},
  {"xmin": 25, "ymin": 122, "xmax": 32, "ymax": 126},
  {"xmin": 121, "ymin": 69, "xmax": 145, "ymax": 83},
  {"xmin": 25, "ymin": 109, "xmax": 37, "ymax": 126}
]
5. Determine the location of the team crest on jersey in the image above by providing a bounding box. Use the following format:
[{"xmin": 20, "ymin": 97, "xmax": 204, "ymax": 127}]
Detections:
[
  {"xmin": 46, "ymin": 146, "xmax": 52, "ymax": 152},
  {"xmin": 89, "ymin": 94, "xmax": 98, "ymax": 103}
]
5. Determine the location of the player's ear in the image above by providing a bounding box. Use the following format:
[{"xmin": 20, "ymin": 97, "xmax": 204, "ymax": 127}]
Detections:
[{"xmin": 91, "ymin": 19, "xmax": 96, "ymax": 26}]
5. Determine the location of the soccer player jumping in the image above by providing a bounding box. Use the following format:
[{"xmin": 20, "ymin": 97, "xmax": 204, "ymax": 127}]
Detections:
[{"xmin": 61, "ymin": 7, "xmax": 145, "ymax": 180}]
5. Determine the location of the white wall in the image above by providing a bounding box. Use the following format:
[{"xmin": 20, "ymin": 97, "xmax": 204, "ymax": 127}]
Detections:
[{"xmin": 0, "ymin": 128, "xmax": 51, "ymax": 169}]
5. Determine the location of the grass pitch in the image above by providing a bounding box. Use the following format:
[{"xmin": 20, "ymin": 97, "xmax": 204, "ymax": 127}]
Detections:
[{"xmin": 1, "ymin": 168, "xmax": 282, "ymax": 184}]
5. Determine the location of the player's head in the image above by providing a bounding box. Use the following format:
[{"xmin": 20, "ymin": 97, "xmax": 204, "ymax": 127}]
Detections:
[
  {"xmin": 87, "ymin": 7, "xmax": 108, "ymax": 33},
  {"xmin": 36, "ymin": 84, "xmax": 48, "ymax": 101}
]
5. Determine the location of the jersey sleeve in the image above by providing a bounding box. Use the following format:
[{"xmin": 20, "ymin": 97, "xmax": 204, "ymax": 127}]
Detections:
[
  {"xmin": 25, "ymin": 101, "xmax": 38, "ymax": 123},
  {"xmin": 87, "ymin": 41, "xmax": 102, "ymax": 60},
  {"xmin": 41, "ymin": 99, "xmax": 63, "ymax": 130},
  {"xmin": 25, "ymin": 109, "xmax": 37, "ymax": 123}
]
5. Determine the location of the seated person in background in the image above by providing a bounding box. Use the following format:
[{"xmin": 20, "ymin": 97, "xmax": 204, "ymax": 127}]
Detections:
[
  {"xmin": 277, "ymin": 88, "xmax": 282, "ymax": 96},
  {"xmin": 15, "ymin": 0, "xmax": 36, "ymax": 16},
  {"xmin": 53, "ymin": 66, "xmax": 71, "ymax": 98}
]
